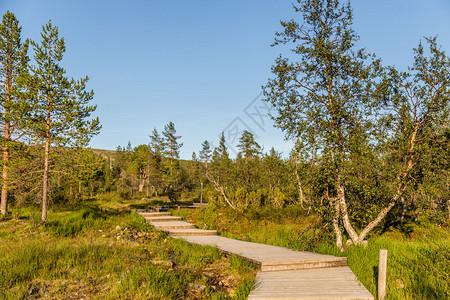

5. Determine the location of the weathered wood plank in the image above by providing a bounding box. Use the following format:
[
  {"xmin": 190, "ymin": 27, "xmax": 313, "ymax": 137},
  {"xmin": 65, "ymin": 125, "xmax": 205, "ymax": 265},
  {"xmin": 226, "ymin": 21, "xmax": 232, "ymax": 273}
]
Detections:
[
  {"xmin": 151, "ymin": 221, "xmax": 196, "ymax": 230},
  {"xmin": 178, "ymin": 236, "xmax": 347, "ymax": 271},
  {"xmin": 144, "ymin": 216, "xmax": 182, "ymax": 222},
  {"xmin": 138, "ymin": 212, "xmax": 171, "ymax": 217},
  {"xmin": 165, "ymin": 228, "xmax": 217, "ymax": 236},
  {"xmin": 248, "ymin": 267, "xmax": 374, "ymax": 300}
]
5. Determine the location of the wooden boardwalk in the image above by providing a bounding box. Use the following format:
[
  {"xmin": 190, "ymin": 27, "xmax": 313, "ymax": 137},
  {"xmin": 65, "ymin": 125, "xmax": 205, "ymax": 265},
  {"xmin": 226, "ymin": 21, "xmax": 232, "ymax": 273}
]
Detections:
[{"xmin": 139, "ymin": 210, "xmax": 374, "ymax": 300}]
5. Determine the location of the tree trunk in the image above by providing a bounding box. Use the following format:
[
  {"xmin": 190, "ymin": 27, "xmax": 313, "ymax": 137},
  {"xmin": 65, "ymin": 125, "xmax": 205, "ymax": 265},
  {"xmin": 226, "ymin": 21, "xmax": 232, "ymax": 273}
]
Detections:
[
  {"xmin": 42, "ymin": 138, "xmax": 50, "ymax": 222},
  {"xmin": 336, "ymin": 174, "xmax": 361, "ymax": 245},
  {"xmin": 294, "ymin": 156, "xmax": 306, "ymax": 208},
  {"xmin": 206, "ymin": 170, "xmax": 237, "ymax": 211},
  {"xmin": 138, "ymin": 173, "xmax": 144, "ymax": 192},
  {"xmin": 1, "ymin": 147, "xmax": 9, "ymax": 215},
  {"xmin": 358, "ymin": 134, "xmax": 417, "ymax": 241},
  {"xmin": 358, "ymin": 185, "xmax": 404, "ymax": 241},
  {"xmin": 327, "ymin": 189, "xmax": 343, "ymax": 250},
  {"xmin": 42, "ymin": 67, "xmax": 52, "ymax": 223},
  {"xmin": 146, "ymin": 159, "xmax": 150, "ymax": 198},
  {"xmin": 447, "ymin": 198, "xmax": 450, "ymax": 220},
  {"xmin": 400, "ymin": 195, "xmax": 407, "ymax": 223},
  {"xmin": 1, "ymin": 68, "xmax": 12, "ymax": 216}
]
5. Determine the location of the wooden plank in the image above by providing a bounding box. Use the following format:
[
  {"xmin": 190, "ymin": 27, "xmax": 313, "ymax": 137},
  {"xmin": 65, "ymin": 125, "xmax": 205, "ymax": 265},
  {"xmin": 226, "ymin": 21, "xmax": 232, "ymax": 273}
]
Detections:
[
  {"xmin": 138, "ymin": 212, "xmax": 171, "ymax": 217},
  {"xmin": 248, "ymin": 267, "xmax": 374, "ymax": 300},
  {"xmin": 178, "ymin": 236, "xmax": 347, "ymax": 271},
  {"xmin": 165, "ymin": 228, "xmax": 217, "ymax": 237},
  {"xmin": 145, "ymin": 216, "xmax": 182, "ymax": 222},
  {"xmin": 377, "ymin": 250, "xmax": 387, "ymax": 300},
  {"xmin": 151, "ymin": 221, "xmax": 196, "ymax": 230}
]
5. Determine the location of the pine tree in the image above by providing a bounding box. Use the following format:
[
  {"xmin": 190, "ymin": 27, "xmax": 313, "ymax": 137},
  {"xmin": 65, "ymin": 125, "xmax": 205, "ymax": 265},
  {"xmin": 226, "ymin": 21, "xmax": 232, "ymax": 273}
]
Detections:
[
  {"xmin": 199, "ymin": 140, "xmax": 212, "ymax": 169},
  {"xmin": 63, "ymin": 148, "xmax": 103, "ymax": 198},
  {"xmin": 213, "ymin": 132, "xmax": 229, "ymax": 161},
  {"xmin": 237, "ymin": 130, "xmax": 261, "ymax": 159},
  {"xmin": 149, "ymin": 127, "xmax": 163, "ymax": 155},
  {"xmin": 190, "ymin": 151, "xmax": 202, "ymax": 186},
  {"xmin": 191, "ymin": 151, "xmax": 198, "ymax": 162},
  {"xmin": 149, "ymin": 128, "xmax": 164, "ymax": 196},
  {"xmin": 162, "ymin": 121, "xmax": 182, "ymax": 160},
  {"xmin": 130, "ymin": 144, "xmax": 151, "ymax": 192},
  {"xmin": 0, "ymin": 11, "xmax": 30, "ymax": 215},
  {"xmin": 28, "ymin": 20, "xmax": 100, "ymax": 222}
]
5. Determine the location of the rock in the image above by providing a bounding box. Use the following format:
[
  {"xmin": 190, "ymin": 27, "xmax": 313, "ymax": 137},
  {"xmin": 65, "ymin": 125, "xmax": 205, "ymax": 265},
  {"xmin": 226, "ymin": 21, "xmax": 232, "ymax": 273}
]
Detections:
[
  {"xmin": 188, "ymin": 283, "xmax": 206, "ymax": 291},
  {"xmin": 153, "ymin": 260, "xmax": 173, "ymax": 267},
  {"xmin": 396, "ymin": 279, "xmax": 405, "ymax": 288}
]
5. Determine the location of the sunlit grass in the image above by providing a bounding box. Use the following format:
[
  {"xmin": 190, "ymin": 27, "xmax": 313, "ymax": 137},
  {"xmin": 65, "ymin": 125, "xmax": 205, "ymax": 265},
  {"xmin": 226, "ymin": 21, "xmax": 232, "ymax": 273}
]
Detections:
[{"xmin": 0, "ymin": 201, "xmax": 256, "ymax": 299}]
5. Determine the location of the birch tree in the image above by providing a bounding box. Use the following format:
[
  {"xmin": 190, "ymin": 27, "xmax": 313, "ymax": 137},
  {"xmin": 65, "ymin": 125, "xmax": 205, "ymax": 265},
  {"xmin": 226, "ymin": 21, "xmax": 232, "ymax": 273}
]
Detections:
[
  {"xmin": 264, "ymin": 0, "xmax": 450, "ymax": 248},
  {"xmin": 264, "ymin": 0, "xmax": 379, "ymax": 247}
]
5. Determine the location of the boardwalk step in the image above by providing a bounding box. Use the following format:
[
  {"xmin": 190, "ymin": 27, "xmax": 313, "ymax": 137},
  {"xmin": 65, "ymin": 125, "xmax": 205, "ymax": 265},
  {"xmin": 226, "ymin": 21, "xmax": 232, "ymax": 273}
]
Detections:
[
  {"xmin": 145, "ymin": 216, "xmax": 182, "ymax": 222},
  {"xmin": 151, "ymin": 221, "xmax": 196, "ymax": 230},
  {"xmin": 178, "ymin": 236, "xmax": 348, "ymax": 272},
  {"xmin": 260, "ymin": 257, "xmax": 347, "ymax": 272},
  {"xmin": 164, "ymin": 228, "xmax": 217, "ymax": 237},
  {"xmin": 248, "ymin": 267, "xmax": 374, "ymax": 299},
  {"xmin": 138, "ymin": 212, "xmax": 171, "ymax": 217},
  {"xmin": 191, "ymin": 202, "xmax": 209, "ymax": 207}
]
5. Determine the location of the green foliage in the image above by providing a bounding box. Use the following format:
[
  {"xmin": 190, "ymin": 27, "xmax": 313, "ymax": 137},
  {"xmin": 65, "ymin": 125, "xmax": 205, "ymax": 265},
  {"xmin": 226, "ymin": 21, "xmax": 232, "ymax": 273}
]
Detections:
[
  {"xmin": 162, "ymin": 121, "xmax": 183, "ymax": 160},
  {"xmin": 0, "ymin": 11, "xmax": 31, "ymax": 215},
  {"xmin": 199, "ymin": 139, "xmax": 212, "ymax": 166},
  {"xmin": 0, "ymin": 11, "xmax": 30, "ymax": 127},
  {"xmin": 28, "ymin": 20, "xmax": 100, "ymax": 147},
  {"xmin": 214, "ymin": 132, "xmax": 230, "ymax": 161},
  {"xmin": 264, "ymin": 0, "xmax": 378, "ymax": 153},
  {"xmin": 258, "ymin": 0, "xmax": 450, "ymax": 245},
  {"xmin": 237, "ymin": 130, "xmax": 261, "ymax": 159}
]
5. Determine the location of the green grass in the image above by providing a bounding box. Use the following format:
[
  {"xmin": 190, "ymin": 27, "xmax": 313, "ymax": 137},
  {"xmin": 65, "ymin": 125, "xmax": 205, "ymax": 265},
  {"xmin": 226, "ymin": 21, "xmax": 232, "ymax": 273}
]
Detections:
[
  {"xmin": 0, "ymin": 201, "xmax": 256, "ymax": 299},
  {"xmin": 174, "ymin": 205, "xmax": 450, "ymax": 300}
]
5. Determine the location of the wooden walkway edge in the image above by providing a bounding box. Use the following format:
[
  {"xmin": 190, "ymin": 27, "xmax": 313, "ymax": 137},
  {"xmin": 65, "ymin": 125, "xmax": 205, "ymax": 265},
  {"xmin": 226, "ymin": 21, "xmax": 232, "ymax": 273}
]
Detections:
[{"xmin": 138, "ymin": 210, "xmax": 374, "ymax": 300}]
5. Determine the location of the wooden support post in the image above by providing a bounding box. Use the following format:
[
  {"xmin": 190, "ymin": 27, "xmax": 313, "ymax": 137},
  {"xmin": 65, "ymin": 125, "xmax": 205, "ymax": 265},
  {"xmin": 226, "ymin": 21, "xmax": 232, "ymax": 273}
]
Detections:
[
  {"xmin": 200, "ymin": 182, "xmax": 203, "ymax": 211},
  {"xmin": 378, "ymin": 249, "xmax": 388, "ymax": 300}
]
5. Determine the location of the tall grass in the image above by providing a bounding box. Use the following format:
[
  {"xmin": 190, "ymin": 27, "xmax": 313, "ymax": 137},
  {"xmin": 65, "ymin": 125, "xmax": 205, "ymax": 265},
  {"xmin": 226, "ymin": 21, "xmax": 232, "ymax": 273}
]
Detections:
[{"xmin": 0, "ymin": 202, "xmax": 256, "ymax": 299}]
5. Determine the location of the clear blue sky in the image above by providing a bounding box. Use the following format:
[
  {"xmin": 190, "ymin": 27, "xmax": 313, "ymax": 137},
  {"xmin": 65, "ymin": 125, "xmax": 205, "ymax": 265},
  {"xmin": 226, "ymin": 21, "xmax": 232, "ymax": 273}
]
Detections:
[{"xmin": 1, "ymin": 0, "xmax": 450, "ymax": 159}]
